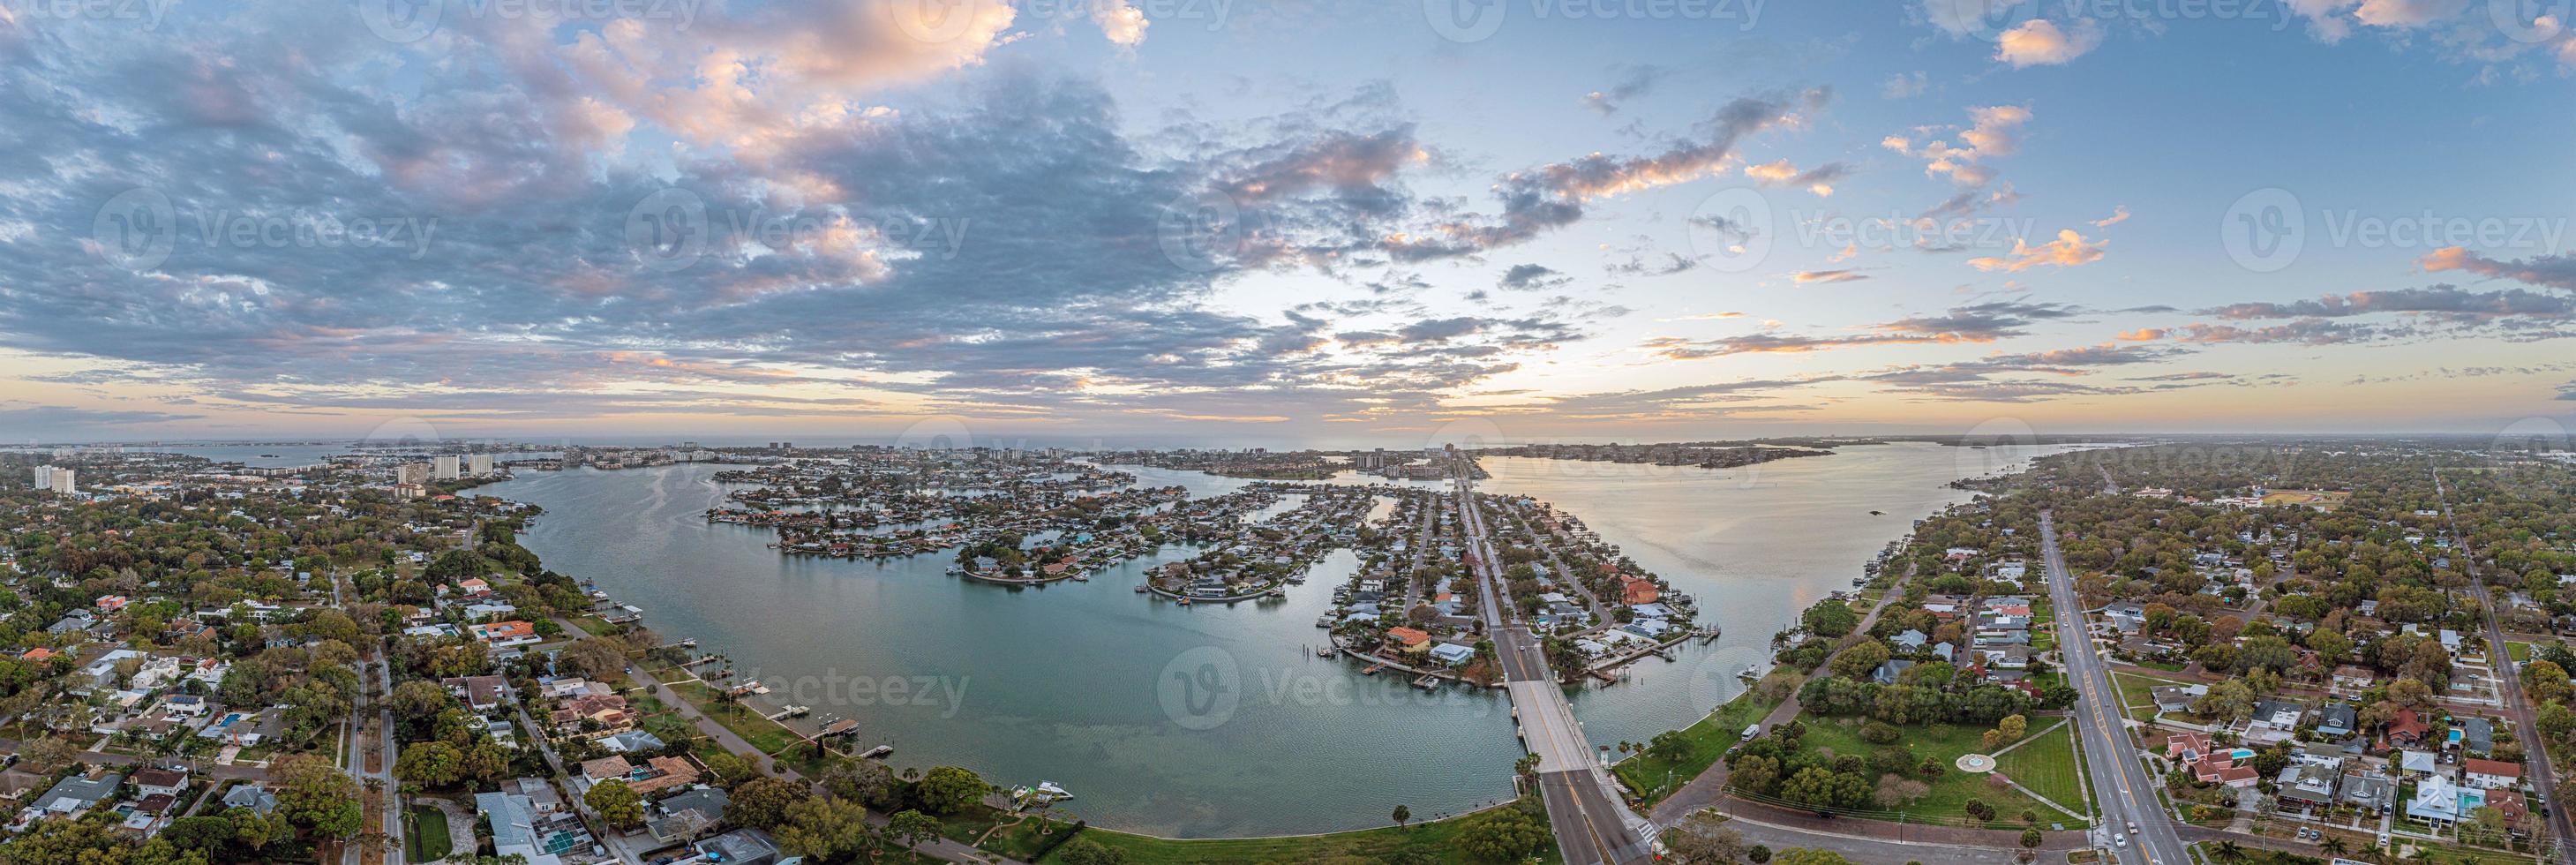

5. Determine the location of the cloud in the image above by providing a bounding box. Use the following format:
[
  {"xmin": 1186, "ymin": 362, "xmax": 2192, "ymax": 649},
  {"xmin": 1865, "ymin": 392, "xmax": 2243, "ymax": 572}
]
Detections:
[
  {"xmin": 2420, "ymin": 247, "xmax": 2576, "ymax": 290},
  {"xmin": 1744, "ymin": 160, "xmax": 1851, "ymax": 197},
  {"xmin": 1581, "ymin": 65, "xmax": 1668, "ymax": 115},
  {"xmin": 1887, "ymin": 105, "xmax": 2032, "ymax": 216},
  {"xmin": 1389, "ymin": 88, "xmax": 1829, "ymax": 260},
  {"xmin": 1995, "ymin": 19, "xmax": 2106, "ymax": 67},
  {"xmin": 1093, "ymin": 0, "xmax": 1152, "ymax": 46},
  {"xmin": 1498, "ymin": 263, "xmax": 1573, "ymax": 291},
  {"xmin": 2204, "ymin": 285, "xmax": 2576, "ymax": 321},
  {"xmin": 2165, "ymin": 320, "xmax": 2393, "ymax": 345},
  {"xmin": 1791, "ymin": 269, "xmax": 1870, "ymax": 283},
  {"xmin": 2090, "ymin": 206, "xmax": 2130, "ymax": 227},
  {"xmin": 1966, "ymin": 229, "xmax": 2107, "ymax": 272},
  {"xmin": 1881, "ymin": 71, "xmax": 1929, "ymax": 99},
  {"xmin": 1642, "ymin": 301, "xmax": 2078, "ymax": 359}
]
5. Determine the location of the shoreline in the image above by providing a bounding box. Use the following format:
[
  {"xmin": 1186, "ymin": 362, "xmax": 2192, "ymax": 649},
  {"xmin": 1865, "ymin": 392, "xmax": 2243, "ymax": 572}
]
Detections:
[{"xmin": 485, "ymin": 448, "xmax": 2031, "ymax": 840}]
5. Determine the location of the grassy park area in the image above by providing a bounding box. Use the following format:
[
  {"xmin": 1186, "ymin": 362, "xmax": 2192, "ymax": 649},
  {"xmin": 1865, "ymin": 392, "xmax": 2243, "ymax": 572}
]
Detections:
[
  {"xmin": 1611, "ymin": 676, "xmax": 1788, "ymax": 805},
  {"xmin": 1994, "ymin": 721, "xmax": 2088, "ymax": 817},
  {"xmin": 1040, "ymin": 797, "xmax": 1563, "ymax": 865}
]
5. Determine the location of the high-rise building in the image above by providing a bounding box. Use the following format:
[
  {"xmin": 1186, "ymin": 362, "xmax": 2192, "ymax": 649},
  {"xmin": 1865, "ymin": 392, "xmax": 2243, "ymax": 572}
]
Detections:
[
  {"xmin": 45, "ymin": 467, "xmax": 74, "ymax": 494},
  {"xmin": 468, "ymin": 454, "xmax": 494, "ymax": 476},
  {"xmin": 396, "ymin": 463, "xmax": 432, "ymax": 485},
  {"xmin": 433, "ymin": 455, "xmax": 462, "ymax": 480},
  {"xmin": 31, "ymin": 465, "xmax": 50, "ymax": 489}
]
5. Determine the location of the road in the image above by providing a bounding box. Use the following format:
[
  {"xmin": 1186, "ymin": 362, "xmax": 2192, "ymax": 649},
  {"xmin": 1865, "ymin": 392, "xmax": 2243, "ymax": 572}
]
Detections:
[
  {"xmin": 2430, "ymin": 466, "xmax": 2576, "ymax": 863},
  {"xmin": 1452, "ymin": 463, "xmax": 1656, "ymax": 865},
  {"xmin": 2041, "ymin": 510, "xmax": 2186, "ymax": 865}
]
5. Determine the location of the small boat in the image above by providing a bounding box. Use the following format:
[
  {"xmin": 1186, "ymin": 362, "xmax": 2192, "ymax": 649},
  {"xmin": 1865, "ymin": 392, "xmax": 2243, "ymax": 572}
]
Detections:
[
  {"xmin": 1317, "ymin": 645, "xmax": 1337, "ymax": 658},
  {"xmin": 675, "ymin": 638, "xmax": 698, "ymax": 648},
  {"xmin": 1315, "ymin": 616, "xmax": 1334, "ymax": 628},
  {"xmin": 1178, "ymin": 597, "xmax": 1193, "ymax": 606},
  {"xmin": 1070, "ymin": 573, "xmax": 1089, "ymax": 582},
  {"xmin": 1133, "ymin": 584, "xmax": 1148, "ymax": 593},
  {"xmin": 1738, "ymin": 665, "xmax": 1764, "ymax": 681},
  {"xmin": 1869, "ymin": 509, "xmax": 1885, "ymax": 515},
  {"xmin": 860, "ymin": 744, "xmax": 893, "ymax": 759}
]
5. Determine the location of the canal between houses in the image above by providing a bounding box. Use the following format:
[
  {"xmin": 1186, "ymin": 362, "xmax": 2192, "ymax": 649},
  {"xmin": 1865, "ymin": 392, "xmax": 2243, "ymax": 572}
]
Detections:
[{"xmin": 481, "ymin": 440, "xmax": 2071, "ymax": 837}]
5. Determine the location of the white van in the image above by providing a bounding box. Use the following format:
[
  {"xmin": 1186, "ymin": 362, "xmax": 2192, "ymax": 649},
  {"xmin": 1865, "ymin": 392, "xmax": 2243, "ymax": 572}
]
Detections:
[{"xmin": 1740, "ymin": 724, "xmax": 1761, "ymax": 741}]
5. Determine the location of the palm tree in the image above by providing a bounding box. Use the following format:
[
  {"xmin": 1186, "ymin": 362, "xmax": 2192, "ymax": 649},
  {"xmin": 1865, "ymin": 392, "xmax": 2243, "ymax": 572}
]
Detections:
[
  {"xmin": 2212, "ymin": 840, "xmax": 2246, "ymax": 864},
  {"xmin": 2320, "ymin": 835, "xmax": 2350, "ymax": 857}
]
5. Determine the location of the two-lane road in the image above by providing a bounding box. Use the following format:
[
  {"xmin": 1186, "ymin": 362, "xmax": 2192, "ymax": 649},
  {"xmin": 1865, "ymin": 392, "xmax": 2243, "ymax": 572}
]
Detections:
[
  {"xmin": 2042, "ymin": 510, "xmax": 2186, "ymax": 865},
  {"xmin": 1452, "ymin": 467, "xmax": 1655, "ymax": 865}
]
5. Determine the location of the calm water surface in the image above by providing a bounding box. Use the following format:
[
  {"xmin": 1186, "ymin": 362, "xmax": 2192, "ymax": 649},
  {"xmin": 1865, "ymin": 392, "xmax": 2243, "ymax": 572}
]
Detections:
[{"xmin": 483, "ymin": 441, "xmax": 2068, "ymax": 836}]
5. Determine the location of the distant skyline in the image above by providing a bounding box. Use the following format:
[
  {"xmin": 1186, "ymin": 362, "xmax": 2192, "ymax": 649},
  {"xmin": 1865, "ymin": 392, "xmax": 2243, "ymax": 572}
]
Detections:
[{"xmin": 2, "ymin": 0, "xmax": 2573, "ymax": 442}]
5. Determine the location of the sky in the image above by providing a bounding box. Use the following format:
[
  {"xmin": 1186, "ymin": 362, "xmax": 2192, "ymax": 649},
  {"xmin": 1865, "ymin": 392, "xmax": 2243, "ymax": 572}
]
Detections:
[{"xmin": 1, "ymin": 0, "xmax": 2574, "ymax": 448}]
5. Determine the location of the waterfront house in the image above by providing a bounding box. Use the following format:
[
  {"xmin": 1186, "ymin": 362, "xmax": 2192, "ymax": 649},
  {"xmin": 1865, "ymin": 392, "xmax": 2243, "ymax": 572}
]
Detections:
[
  {"xmin": 1384, "ymin": 627, "xmax": 1432, "ymax": 657},
  {"xmin": 1428, "ymin": 643, "xmax": 1475, "ymax": 666},
  {"xmin": 471, "ymin": 621, "xmax": 540, "ymax": 648},
  {"xmin": 647, "ymin": 786, "xmax": 731, "ymax": 844}
]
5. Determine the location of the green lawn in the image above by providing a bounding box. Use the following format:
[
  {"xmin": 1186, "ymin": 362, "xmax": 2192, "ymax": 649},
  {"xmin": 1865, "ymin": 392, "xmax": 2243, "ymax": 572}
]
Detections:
[
  {"xmin": 2507, "ymin": 641, "xmax": 2535, "ymax": 662},
  {"xmin": 404, "ymin": 806, "xmax": 452, "ymax": 862},
  {"xmin": 663, "ymin": 680, "xmax": 801, "ymax": 754},
  {"xmin": 1794, "ymin": 715, "xmax": 2054, "ymax": 828},
  {"xmin": 1040, "ymin": 797, "xmax": 1562, "ymax": 865},
  {"xmin": 2110, "ymin": 670, "xmax": 2189, "ymax": 711},
  {"xmin": 1993, "ymin": 721, "xmax": 2088, "ymax": 818},
  {"xmin": 1611, "ymin": 677, "xmax": 1786, "ymax": 806}
]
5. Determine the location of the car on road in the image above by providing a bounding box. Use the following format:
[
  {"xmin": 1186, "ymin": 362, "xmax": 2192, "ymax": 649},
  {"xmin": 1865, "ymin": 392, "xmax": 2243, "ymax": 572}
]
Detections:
[
  {"xmin": 2113, "ymin": 833, "xmax": 2127, "ymax": 847},
  {"xmin": 2127, "ymin": 820, "xmax": 2138, "ymax": 835}
]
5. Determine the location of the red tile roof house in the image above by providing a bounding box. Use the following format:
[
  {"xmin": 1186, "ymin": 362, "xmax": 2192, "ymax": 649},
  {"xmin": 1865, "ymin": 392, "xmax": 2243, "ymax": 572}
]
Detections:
[
  {"xmin": 471, "ymin": 621, "xmax": 541, "ymax": 647},
  {"xmin": 2385, "ymin": 708, "xmax": 2433, "ymax": 748},
  {"xmin": 1619, "ymin": 576, "xmax": 1660, "ymax": 606},
  {"xmin": 2465, "ymin": 757, "xmax": 2525, "ymax": 790},
  {"xmin": 2167, "ymin": 731, "xmax": 2258, "ymax": 787}
]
